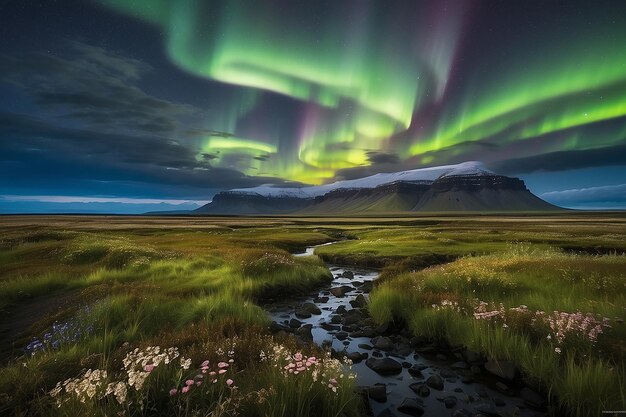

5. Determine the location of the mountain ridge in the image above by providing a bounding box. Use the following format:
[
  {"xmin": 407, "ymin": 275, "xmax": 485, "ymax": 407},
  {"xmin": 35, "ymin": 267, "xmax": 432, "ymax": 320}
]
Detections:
[{"xmin": 195, "ymin": 162, "xmax": 561, "ymax": 214}]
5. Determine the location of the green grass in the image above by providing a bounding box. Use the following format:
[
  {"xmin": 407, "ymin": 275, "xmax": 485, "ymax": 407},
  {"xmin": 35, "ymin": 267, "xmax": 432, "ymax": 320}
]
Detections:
[
  {"xmin": 0, "ymin": 223, "xmax": 358, "ymax": 417},
  {"xmin": 368, "ymin": 246, "xmax": 626, "ymax": 416},
  {"xmin": 0, "ymin": 214, "xmax": 624, "ymax": 416}
]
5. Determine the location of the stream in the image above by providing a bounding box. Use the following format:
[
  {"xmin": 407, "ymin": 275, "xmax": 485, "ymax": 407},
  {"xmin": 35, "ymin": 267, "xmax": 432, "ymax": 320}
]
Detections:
[{"xmin": 265, "ymin": 243, "xmax": 548, "ymax": 417}]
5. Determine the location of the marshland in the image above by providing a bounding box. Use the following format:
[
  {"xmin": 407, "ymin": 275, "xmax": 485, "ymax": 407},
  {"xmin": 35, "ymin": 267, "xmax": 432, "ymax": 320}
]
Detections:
[{"xmin": 0, "ymin": 214, "xmax": 624, "ymax": 417}]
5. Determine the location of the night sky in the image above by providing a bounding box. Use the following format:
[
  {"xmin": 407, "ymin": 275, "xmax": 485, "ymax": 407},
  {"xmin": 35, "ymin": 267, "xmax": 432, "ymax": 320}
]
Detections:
[{"xmin": 1, "ymin": 0, "xmax": 625, "ymax": 213}]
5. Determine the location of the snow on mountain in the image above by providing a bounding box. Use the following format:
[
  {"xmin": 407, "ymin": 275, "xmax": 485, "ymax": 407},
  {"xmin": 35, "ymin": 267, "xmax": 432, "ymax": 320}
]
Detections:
[{"xmin": 229, "ymin": 161, "xmax": 493, "ymax": 198}]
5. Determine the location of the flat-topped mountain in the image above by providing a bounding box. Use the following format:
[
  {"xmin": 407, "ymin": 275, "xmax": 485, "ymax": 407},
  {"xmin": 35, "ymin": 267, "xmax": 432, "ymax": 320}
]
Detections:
[{"xmin": 195, "ymin": 162, "xmax": 560, "ymax": 214}]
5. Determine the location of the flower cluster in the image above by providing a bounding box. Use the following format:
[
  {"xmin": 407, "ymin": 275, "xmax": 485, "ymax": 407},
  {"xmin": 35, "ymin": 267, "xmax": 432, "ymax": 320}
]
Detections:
[
  {"xmin": 240, "ymin": 251, "xmax": 296, "ymax": 274},
  {"xmin": 472, "ymin": 300, "xmax": 613, "ymax": 353},
  {"xmin": 169, "ymin": 358, "xmax": 237, "ymax": 396},
  {"xmin": 25, "ymin": 313, "xmax": 94, "ymax": 356},
  {"xmin": 123, "ymin": 346, "xmax": 185, "ymax": 391},
  {"xmin": 473, "ymin": 301, "xmax": 506, "ymax": 321},
  {"xmin": 538, "ymin": 310, "xmax": 611, "ymax": 348},
  {"xmin": 49, "ymin": 369, "xmax": 108, "ymax": 405},
  {"xmin": 49, "ymin": 346, "xmax": 187, "ymax": 407},
  {"xmin": 431, "ymin": 299, "xmax": 461, "ymax": 313},
  {"xmin": 259, "ymin": 343, "xmax": 354, "ymax": 393}
]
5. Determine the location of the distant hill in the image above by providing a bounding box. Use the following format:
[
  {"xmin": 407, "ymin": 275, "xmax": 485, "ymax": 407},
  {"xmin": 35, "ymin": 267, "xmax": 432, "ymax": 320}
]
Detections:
[{"xmin": 194, "ymin": 161, "xmax": 561, "ymax": 214}]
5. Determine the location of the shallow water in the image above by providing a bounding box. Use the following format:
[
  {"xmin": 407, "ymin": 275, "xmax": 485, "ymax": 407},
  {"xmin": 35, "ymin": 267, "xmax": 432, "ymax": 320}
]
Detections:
[{"xmin": 266, "ymin": 244, "xmax": 543, "ymax": 417}]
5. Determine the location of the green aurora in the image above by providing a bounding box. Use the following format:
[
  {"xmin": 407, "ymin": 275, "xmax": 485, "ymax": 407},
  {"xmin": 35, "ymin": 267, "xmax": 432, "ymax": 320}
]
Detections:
[{"xmin": 98, "ymin": 0, "xmax": 626, "ymax": 184}]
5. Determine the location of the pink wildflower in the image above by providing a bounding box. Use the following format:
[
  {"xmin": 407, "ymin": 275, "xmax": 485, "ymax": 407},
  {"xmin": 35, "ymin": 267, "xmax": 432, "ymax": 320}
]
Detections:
[
  {"xmin": 169, "ymin": 388, "xmax": 177, "ymax": 396},
  {"xmin": 226, "ymin": 379, "xmax": 234, "ymax": 386},
  {"xmin": 218, "ymin": 362, "xmax": 229, "ymax": 368},
  {"xmin": 181, "ymin": 386, "xmax": 190, "ymax": 394},
  {"xmin": 200, "ymin": 360, "xmax": 210, "ymax": 367},
  {"xmin": 185, "ymin": 379, "xmax": 194, "ymax": 386},
  {"xmin": 144, "ymin": 364, "xmax": 155, "ymax": 372}
]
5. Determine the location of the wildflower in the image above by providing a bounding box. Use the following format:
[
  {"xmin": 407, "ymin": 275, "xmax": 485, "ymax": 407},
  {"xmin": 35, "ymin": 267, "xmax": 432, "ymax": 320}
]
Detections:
[
  {"xmin": 555, "ymin": 347, "xmax": 562, "ymax": 354},
  {"xmin": 200, "ymin": 360, "xmax": 210, "ymax": 367},
  {"xmin": 217, "ymin": 361, "xmax": 229, "ymax": 368},
  {"xmin": 180, "ymin": 357, "xmax": 192, "ymax": 370},
  {"xmin": 169, "ymin": 388, "xmax": 177, "ymax": 396},
  {"xmin": 143, "ymin": 364, "xmax": 155, "ymax": 372},
  {"xmin": 181, "ymin": 386, "xmax": 190, "ymax": 394},
  {"xmin": 226, "ymin": 379, "xmax": 234, "ymax": 386},
  {"xmin": 185, "ymin": 379, "xmax": 194, "ymax": 386}
]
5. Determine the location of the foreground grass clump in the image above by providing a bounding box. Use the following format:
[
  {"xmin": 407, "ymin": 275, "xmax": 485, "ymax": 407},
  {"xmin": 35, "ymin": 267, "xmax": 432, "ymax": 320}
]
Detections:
[
  {"xmin": 0, "ymin": 225, "xmax": 359, "ymax": 416},
  {"xmin": 2, "ymin": 322, "xmax": 360, "ymax": 417},
  {"xmin": 369, "ymin": 245, "xmax": 626, "ymax": 416},
  {"xmin": 45, "ymin": 338, "xmax": 356, "ymax": 417}
]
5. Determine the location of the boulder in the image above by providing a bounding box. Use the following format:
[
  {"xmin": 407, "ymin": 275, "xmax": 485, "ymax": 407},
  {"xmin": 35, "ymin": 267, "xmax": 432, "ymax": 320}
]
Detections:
[
  {"xmin": 376, "ymin": 409, "xmax": 397, "ymax": 417},
  {"xmin": 350, "ymin": 294, "xmax": 367, "ymax": 308},
  {"xmin": 320, "ymin": 322, "xmax": 340, "ymax": 331},
  {"xmin": 442, "ymin": 395, "xmax": 457, "ymax": 408},
  {"xmin": 300, "ymin": 302, "xmax": 321, "ymax": 315},
  {"xmin": 372, "ymin": 336, "xmax": 395, "ymax": 351},
  {"xmin": 295, "ymin": 324, "xmax": 313, "ymax": 342},
  {"xmin": 365, "ymin": 357, "xmax": 403, "ymax": 376},
  {"xmin": 347, "ymin": 351, "xmax": 366, "ymax": 363},
  {"xmin": 343, "ymin": 310, "xmax": 363, "ymax": 325},
  {"xmin": 397, "ymin": 398, "xmax": 424, "ymax": 416},
  {"xmin": 294, "ymin": 309, "xmax": 312, "ymax": 319},
  {"xmin": 463, "ymin": 350, "xmax": 482, "ymax": 363},
  {"xmin": 330, "ymin": 286, "xmax": 353, "ymax": 297},
  {"xmin": 426, "ymin": 375, "xmax": 444, "ymax": 390},
  {"xmin": 335, "ymin": 331, "xmax": 349, "ymax": 341},
  {"xmin": 366, "ymin": 384, "xmax": 387, "ymax": 403},
  {"xmin": 520, "ymin": 387, "xmax": 546, "ymax": 408},
  {"xmin": 408, "ymin": 366, "xmax": 424, "ymax": 378},
  {"xmin": 409, "ymin": 383, "xmax": 430, "ymax": 397},
  {"xmin": 484, "ymin": 359, "xmax": 517, "ymax": 380},
  {"xmin": 341, "ymin": 270, "xmax": 355, "ymax": 279}
]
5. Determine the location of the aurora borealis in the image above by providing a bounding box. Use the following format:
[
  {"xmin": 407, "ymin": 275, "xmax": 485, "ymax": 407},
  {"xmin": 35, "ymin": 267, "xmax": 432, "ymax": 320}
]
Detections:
[{"xmin": 1, "ymin": 0, "xmax": 626, "ymax": 212}]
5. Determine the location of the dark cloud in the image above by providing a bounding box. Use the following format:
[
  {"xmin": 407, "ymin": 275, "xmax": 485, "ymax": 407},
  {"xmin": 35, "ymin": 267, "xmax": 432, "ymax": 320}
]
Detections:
[
  {"xmin": 491, "ymin": 145, "xmax": 626, "ymax": 175},
  {"xmin": 0, "ymin": 111, "xmax": 289, "ymax": 191},
  {"xmin": 186, "ymin": 129, "xmax": 234, "ymax": 138},
  {"xmin": 0, "ymin": 41, "xmax": 299, "ymax": 198},
  {"xmin": 0, "ymin": 41, "xmax": 201, "ymax": 137},
  {"xmin": 201, "ymin": 153, "xmax": 219, "ymax": 161},
  {"xmin": 366, "ymin": 151, "xmax": 400, "ymax": 165}
]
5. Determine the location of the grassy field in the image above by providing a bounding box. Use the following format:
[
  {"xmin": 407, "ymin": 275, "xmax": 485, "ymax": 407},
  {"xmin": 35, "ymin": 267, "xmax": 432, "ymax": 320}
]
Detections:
[{"xmin": 0, "ymin": 214, "xmax": 624, "ymax": 416}]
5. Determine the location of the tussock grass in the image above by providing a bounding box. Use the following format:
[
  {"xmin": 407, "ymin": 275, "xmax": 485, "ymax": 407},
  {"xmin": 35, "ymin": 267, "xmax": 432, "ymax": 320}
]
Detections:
[
  {"xmin": 369, "ymin": 246, "xmax": 626, "ymax": 417},
  {"xmin": 0, "ymin": 225, "xmax": 352, "ymax": 416}
]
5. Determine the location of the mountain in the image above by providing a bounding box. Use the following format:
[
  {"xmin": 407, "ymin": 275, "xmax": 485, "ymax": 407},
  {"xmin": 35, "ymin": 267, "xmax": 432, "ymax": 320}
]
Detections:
[
  {"xmin": 194, "ymin": 161, "xmax": 561, "ymax": 214},
  {"xmin": 194, "ymin": 191, "xmax": 310, "ymax": 215}
]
